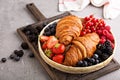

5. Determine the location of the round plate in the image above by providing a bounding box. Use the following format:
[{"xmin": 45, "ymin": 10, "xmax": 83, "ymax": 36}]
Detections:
[{"xmin": 38, "ymin": 19, "xmax": 114, "ymax": 74}]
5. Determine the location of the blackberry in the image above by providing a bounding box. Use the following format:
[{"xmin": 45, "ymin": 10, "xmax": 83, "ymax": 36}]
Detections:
[
  {"xmin": 15, "ymin": 50, "xmax": 24, "ymax": 57},
  {"xmin": 97, "ymin": 44, "xmax": 102, "ymax": 49},
  {"xmin": 9, "ymin": 54, "xmax": 15, "ymax": 59},
  {"xmin": 25, "ymin": 30, "xmax": 31, "ymax": 35},
  {"xmin": 14, "ymin": 50, "xmax": 19, "ymax": 55},
  {"xmin": 101, "ymin": 53, "xmax": 109, "ymax": 61},
  {"xmin": 28, "ymin": 34, "xmax": 37, "ymax": 42},
  {"xmin": 99, "ymin": 44, "xmax": 106, "ymax": 52},
  {"xmin": 52, "ymin": 22, "xmax": 57, "ymax": 28},
  {"xmin": 44, "ymin": 27, "xmax": 50, "ymax": 32},
  {"xmin": 36, "ymin": 26, "xmax": 43, "ymax": 33},
  {"xmin": 94, "ymin": 49, "xmax": 102, "ymax": 56},
  {"xmin": 21, "ymin": 42, "xmax": 29, "ymax": 49},
  {"xmin": 106, "ymin": 46, "xmax": 113, "ymax": 55},
  {"xmin": 50, "ymin": 27, "xmax": 56, "ymax": 35},
  {"xmin": 49, "ymin": 24, "xmax": 54, "ymax": 29},
  {"xmin": 1, "ymin": 58, "xmax": 7, "ymax": 63},
  {"xmin": 44, "ymin": 31, "xmax": 51, "ymax": 36},
  {"xmin": 105, "ymin": 40, "xmax": 111, "ymax": 47}
]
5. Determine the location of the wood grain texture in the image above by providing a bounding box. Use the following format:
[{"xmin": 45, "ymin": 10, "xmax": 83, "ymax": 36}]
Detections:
[{"xmin": 17, "ymin": 3, "xmax": 120, "ymax": 80}]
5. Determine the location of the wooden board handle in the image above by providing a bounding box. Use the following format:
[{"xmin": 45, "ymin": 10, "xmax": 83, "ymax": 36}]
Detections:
[{"xmin": 26, "ymin": 3, "xmax": 46, "ymax": 21}]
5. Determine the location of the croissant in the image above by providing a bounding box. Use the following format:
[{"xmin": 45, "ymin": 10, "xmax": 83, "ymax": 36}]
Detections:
[
  {"xmin": 56, "ymin": 15, "xmax": 83, "ymax": 45},
  {"xmin": 63, "ymin": 33, "xmax": 100, "ymax": 66}
]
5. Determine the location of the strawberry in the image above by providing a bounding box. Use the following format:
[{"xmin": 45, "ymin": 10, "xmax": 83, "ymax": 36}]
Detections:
[
  {"xmin": 52, "ymin": 54, "xmax": 64, "ymax": 64},
  {"xmin": 40, "ymin": 36, "xmax": 49, "ymax": 42},
  {"xmin": 52, "ymin": 43, "xmax": 65, "ymax": 54},
  {"xmin": 46, "ymin": 36, "xmax": 58, "ymax": 49},
  {"xmin": 44, "ymin": 49, "xmax": 54, "ymax": 58},
  {"xmin": 42, "ymin": 42, "xmax": 47, "ymax": 50}
]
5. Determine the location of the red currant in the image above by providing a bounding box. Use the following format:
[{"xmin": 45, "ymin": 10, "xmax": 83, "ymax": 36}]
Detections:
[
  {"xmin": 91, "ymin": 26, "xmax": 96, "ymax": 32},
  {"xmin": 86, "ymin": 29, "xmax": 91, "ymax": 33},
  {"xmin": 89, "ymin": 14, "xmax": 94, "ymax": 18},
  {"xmin": 86, "ymin": 21, "xmax": 92, "ymax": 27},
  {"xmin": 80, "ymin": 30, "xmax": 86, "ymax": 36},
  {"xmin": 84, "ymin": 16, "xmax": 90, "ymax": 21}
]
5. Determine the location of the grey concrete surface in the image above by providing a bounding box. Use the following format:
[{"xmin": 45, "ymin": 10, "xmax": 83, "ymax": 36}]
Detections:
[{"xmin": 0, "ymin": 0, "xmax": 120, "ymax": 80}]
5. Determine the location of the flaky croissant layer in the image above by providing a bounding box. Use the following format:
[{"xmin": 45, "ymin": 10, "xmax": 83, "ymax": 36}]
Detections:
[
  {"xmin": 63, "ymin": 33, "xmax": 100, "ymax": 66},
  {"xmin": 55, "ymin": 15, "xmax": 83, "ymax": 45}
]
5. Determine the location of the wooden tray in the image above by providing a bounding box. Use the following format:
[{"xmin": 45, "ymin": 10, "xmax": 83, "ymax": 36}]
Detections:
[{"xmin": 17, "ymin": 3, "xmax": 120, "ymax": 80}]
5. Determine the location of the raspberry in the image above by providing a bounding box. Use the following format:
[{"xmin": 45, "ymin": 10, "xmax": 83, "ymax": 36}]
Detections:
[
  {"xmin": 100, "ymin": 36, "xmax": 106, "ymax": 44},
  {"xmin": 102, "ymin": 29, "xmax": 114, "ymax": 42},
  {"xmin": 105, "ymin": 25, "xmax": 111, "ymax": 32}
]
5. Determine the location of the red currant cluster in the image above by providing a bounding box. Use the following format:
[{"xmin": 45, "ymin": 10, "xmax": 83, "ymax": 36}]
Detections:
[{"xmin": 81, "ymin": 15, "xmax": 114, "ymax": 48}]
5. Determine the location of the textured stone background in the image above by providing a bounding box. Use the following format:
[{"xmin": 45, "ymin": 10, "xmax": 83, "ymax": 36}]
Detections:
[{"xmin": 0, "ymin": 0, "xmax": 120, "ymax": 80}]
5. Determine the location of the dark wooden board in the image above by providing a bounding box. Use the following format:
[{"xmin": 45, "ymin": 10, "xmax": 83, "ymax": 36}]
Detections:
[{"xmin": 17, "ymin": 3, "xmax": 120, "ymax": 80}]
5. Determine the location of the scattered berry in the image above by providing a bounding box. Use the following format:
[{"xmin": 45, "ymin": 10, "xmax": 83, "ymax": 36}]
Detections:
[
  {"xmin": 1, "ymin": 58, "xmax": 7, "ymax": 63},
  {"xmin": 14, "ymin": 56, "xmax": 20, "ymax": 61},
  {"xmin": 9, "ymin": 54, "xmax": 15, "ymax": 59},
  {"xmin": 21, "ymin": 42, "xmax": 29, "ymax": 49},
  {"xmin": 29, "ymin": 53, "xmax": 35, "ymax": 58},
  {"xmin": 14, "ymin": 50, "xmax": 24, "ymax": 57}
]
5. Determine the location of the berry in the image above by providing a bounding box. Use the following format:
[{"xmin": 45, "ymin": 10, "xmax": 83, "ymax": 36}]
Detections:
[
  {"xmin": 84, "ymin": 16, "xmax": 90, "ymax": 21},
  {"xmin": 29, "ymin": 53, "xmax": 35, "ymax": 58},
  {"xmin": 102, "ymin": 29, "xmax": 114, "ymax": 42},
  {"xmin": 101, "ymin": 54, "xmax": 109, "ymax": 60},
  {"xmin": 42, "ymin": 22, "xmax": 48, "ymax": 27},
  {"xmin": 14, "ymin": 56, "xmax": 20, "ymax": 61},
  {"xmin": 21, "ymin": 42, "xmax": 29, "ymax": 49},
  {"xmin": 100, "ymin": 36, "xmax": 106, "ymax": 44},
  {"xmin": 80, "ymin": 30, "xmax": 86, "ymax": 36},
  {"xmin": 89, "ymin": 14, "xmax": 94, "ymax": 18},
  {"xmin": 95, "ymin": 49, "xmax": 102, "ymax": 55},
  {"xmin": 91, "ymin": 26, "xmax": 96, "ymax": 32},
  {"xmin": 25, "ymin": 30, "xmax": 31, "ymax": 35},
  {"xmin": 86, "ymin": 21, "xmax": 92, "ymax": 27},
  {"xmin": 1, "ymin": 58, "xmax": 7, "ymax": 63},
  {"xmin": 52, "ymin": 54, "xmax": 64, "ymax": 64},
  {"xmin": 28, "ymin": 34, "xmax": 37, "ymax": 42},
  {"xmin": 44, "ymin": 31, "xmax": 51, "ymax": 36},
  {"xmin": 105, "ymin": 25, "xmax": 111, "ymax": 31},
  {"xmin": 50, "ymin": 27, "xmax": 56, "ymax": 35},
  {"xmin": 14, "ymin": 50, "xmax": 19, "ymax": 55},
  {"xmin": 105, "ymin": 40, "xmax": 111, "ymax": 47},
  {"xmin": 89, "ymin": 58, "xmax": 95, "ymax": 64},
  {"xmin": 93, "ymin": 54, "xmax": 99, "ymax": 59},
  {"xmin": 82, "ymin": 60, "xmax": 88, "ymax": 67},
  {"xmin": 15, "ymin": 50, "xmax": 24, "ymax": 57},
  {"xmin": 96, "ymin": 30, "xmax": 102, "ymax": 35},
  {"xmin": 95, "ymin": 59, "xmax": 100, "ymax": 64},
  {"xmin": 44, "ymin": 27, "xmax": 50, "ymax": 32},
  {"xmin": 76, "ymin": 60, "xmax": 84, "ymax": 67},
  {"xmin": 9, "ymin": 54, "xmax": 15, "ymax": 59},
  {"xmin": 36, "ymin": 26, "xmax": 43, "ymax": 33}
]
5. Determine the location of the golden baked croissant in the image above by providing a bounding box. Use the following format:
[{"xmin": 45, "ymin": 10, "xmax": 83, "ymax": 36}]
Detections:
[
  {"xmin": 63, "ymin": 33, "xmax": 100, "ymax": 66},
  {"xmin": 56, "ymin": 15, "xmax": 83, "ymax": 45}
]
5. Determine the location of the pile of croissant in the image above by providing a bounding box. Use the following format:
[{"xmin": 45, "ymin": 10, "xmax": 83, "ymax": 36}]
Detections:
[{"xmin": 56, "ymin": 15, "xmax": 100, "ymax": 66}]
